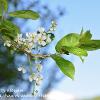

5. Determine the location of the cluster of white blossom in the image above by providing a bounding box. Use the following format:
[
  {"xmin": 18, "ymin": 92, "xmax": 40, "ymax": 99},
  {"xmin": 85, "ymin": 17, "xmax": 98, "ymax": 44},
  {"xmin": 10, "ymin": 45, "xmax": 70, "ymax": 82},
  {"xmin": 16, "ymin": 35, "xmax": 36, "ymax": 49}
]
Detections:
[
  {"xmin": 48, "ymin": 20, "xmax": 57, "ymax": 33},
  {"xmin": 14, "ymin": 28, "xmax": 53, "ymax": 53},
  {"xmin": 3, "ymin": 21, "xmax": 56, "ymax": 89},
  {"xmin": 29, "ymin": 73, "xmax": 43, "ymax": 85},
  {"xmin": 17, "ymin": 63, "xmax": 43, "ymax": 85},
  {"xmin": 3, "ymin": 21, "xmax": 56, "ymax": 53},
  {"xmin": 4, "ymin": 21, "xmax": 56, "ymax": 55}
]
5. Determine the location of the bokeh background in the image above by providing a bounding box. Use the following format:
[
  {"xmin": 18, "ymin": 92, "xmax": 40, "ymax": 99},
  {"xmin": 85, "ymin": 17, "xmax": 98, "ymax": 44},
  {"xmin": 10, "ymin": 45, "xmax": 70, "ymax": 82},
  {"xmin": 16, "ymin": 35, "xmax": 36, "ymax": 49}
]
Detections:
[{"xmin": 0, "ymin": 0, "xmax": 100, "ymax": 100}]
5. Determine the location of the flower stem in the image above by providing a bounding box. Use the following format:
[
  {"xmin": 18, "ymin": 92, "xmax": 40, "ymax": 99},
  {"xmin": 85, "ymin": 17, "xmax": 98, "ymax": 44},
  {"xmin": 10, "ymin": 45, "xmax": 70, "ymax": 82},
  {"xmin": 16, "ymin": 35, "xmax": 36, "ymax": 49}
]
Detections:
[{"xmin": 28, "ymin": 55, "xmax": 33, "ymax": 74}]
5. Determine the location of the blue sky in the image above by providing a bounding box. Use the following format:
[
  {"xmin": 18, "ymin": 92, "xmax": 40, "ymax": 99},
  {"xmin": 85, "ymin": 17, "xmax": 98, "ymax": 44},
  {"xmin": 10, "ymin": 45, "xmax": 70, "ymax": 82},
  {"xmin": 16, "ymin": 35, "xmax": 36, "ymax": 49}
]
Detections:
[{"xmin": 41, "ymin": 0, "xmax": 100, "ymax": 98}]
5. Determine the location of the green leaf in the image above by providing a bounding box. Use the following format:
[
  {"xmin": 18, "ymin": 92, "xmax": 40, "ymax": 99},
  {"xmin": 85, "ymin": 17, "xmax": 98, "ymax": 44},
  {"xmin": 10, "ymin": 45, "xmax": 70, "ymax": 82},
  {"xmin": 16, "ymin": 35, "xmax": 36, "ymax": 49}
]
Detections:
[
  {"xmin": 80, "ymin": 30, "xmax": 92, "ymax": 42},
  {"xmin": 51, "ymin": 54, "xmax": 75, "ymax": 80},
  {"xmin": 79, "ymin": 30, "xmax": 100, "ymax": 51},
  {"xmin": 9, "ymin": 10, "xmax": 40, "ymax": 20},
  {"xmin": 0, "ymin": 0, "xmax": 8, "ymax": 15},
  {"xmin": 79, "ymin": 40, "xmax": 100, "ymax": 51},
  {"xmin": 62, "ymin": 46, "xmax": 88, "ymax": 56},
  {"xmin": 55, "ymin": 33, "xmax": 80, "ymax": 53},
  {"xmin": 79, "ymin": 56, "xmax": 84, "ymax": 63},
  {"xmin": 0, "ymin": 20, "xmax": 20, "ymax": 39}
]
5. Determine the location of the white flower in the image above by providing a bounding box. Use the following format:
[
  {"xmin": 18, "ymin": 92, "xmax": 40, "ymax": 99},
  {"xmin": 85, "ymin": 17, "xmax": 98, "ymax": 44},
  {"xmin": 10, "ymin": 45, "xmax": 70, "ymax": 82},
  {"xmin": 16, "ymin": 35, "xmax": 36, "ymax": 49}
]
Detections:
[
  {"xmin": 49, "ymin": 27, "xmax": 56, "ymax": 32},
  {"xmin": 40, "ymin": 41, "xmax": 46, "ymax": 46},
  {"xmin": 29, "ymin": 74, "xmax": 43, "ymax": 85},
  {"xmin": 34, "ymin": 37, "xmax": 38, "ymax": 43},
  {"xmin": 22, "ymin": 68, "xmax": 26, "ymax": 73},
  {"xmin": 35, "ymin": 75, "xmax": 43, "ymax": 85},
  {"xmin": 12, "ymin": 25, "xmax": 54, "ymax": 54},
  {"xmin": 18, "ymin": 66, "xmax": 26, "ymax": 73},
  {"xmin": 42, "ymin": 35, "xmax": 47, "ymax": 40},
  {"xmin": 48, "ymin": 20, "xmax": 57, "ymax": 33},
  {"xmin": 36, "ymin": 78, "xmax": 41, "ymax": 85},
  {"xmin": 34, "ymin": 34, "xmax": 41, "ymax": 43},
  {"xmin": 29, "ymin": 75, "xmax": 34, "ymax": 82},
  {"xmin": 28, "ymin": 42, "xmax": 34, "ymax": 49},
  {"xmin": 41, "ymin": 32, "xmax": 46, "ymax": 36},
  {"xmin": 35, "ymin": 33, "xmax": 47, "ymax": 46},
  {"xmin": 37, "ymin": 34, "xmax": 42, "ymax": 38},
  {"xmin": 4, "ymin": 40, "xmax": 11, "ymax": 47},
  {"xmin": 46, "ymin": 36, "xmax": 51, "ymax": 43},
  {"xmin": 51, "ymin": 20, "xmax": 57, "ymax": 26},
  {"xmin": 29, "ymin": 73, "xmax": 35, "ymax": 82},
  {"xmin": 26, "ymin": 32, "xmax": 31, "ymax": 37},
  {"xmin": 33, "ymin": 75, "xmax": 38, "ymax": 80},
  {"xmin": 22, "ymin": 38, "xmax": 26, "ymax": 42},
  {"xmin": 18, "ymin": 67, "xmax": 22, "ymax": 71}
]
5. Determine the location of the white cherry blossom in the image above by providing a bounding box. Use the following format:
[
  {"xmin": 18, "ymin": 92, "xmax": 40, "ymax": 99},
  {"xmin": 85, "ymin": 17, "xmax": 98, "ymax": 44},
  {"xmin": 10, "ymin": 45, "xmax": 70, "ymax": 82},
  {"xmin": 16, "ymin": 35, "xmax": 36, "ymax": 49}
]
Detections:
[
  {"xmin": 18, "ymin": 66, "xmax": 26, "ymax": 73},
  {"xmin": 4, "ymin": 40, "xmax": 11, "ymax": 47}
]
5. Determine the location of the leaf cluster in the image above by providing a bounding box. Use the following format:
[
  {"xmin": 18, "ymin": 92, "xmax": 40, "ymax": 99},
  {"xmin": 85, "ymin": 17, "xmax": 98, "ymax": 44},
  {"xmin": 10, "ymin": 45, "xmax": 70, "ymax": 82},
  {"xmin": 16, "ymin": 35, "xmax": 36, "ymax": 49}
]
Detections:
[{"xmin": 52, "ymin": 29, "xmax": 100, "ymax": 79}]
